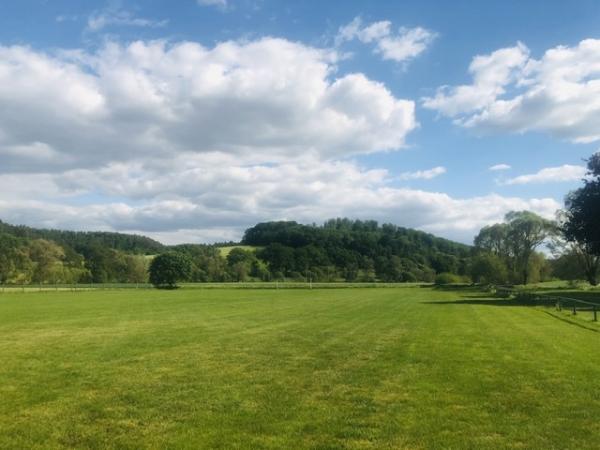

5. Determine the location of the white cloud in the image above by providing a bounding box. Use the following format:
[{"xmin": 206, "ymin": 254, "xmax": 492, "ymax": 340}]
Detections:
[
  {"xmin": 336, "ymin": 17, "xmax": 437, "ymax": 63},
  {"xmin": 197, "ymin": 0, "xmax": 228, "ymax": 10},
  {"xmin": 0, "ymin": 158, "xmax": 560, "ymax": 244},
  {"xmin": 0, "ymin": 36, "xmax": 560, "ymax": 245},
  {"xmin": 502, "ymin": 165, "xmax": 586, "ymax": 185},
  {"xmin": 423, "ymin": 43, "xmax": 529, "ymax": 116},
  {"xmin": 86, "ymin": 8, "xmax": 168, "ymax": 32},
  {"xmin": 423, "ymin": 39, "xmax": 600, "ymax": 143},
  {"xmin": 0, "ymin": 38, "xmax": 416, "ymax": 174},
  {"xmin": 399, "ymin": 166, "xmax": 446, "ymax": 180},
  {"xmin": 489, "ymin": 164, "xmax": 511, "ymax": 171}
]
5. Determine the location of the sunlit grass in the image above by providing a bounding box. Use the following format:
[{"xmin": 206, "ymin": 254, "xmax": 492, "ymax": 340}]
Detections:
[
  {"xmin": 1, "ymin": 287, "xmax": 600, "ymax": 448},
  {"xmin": 217, "ymin": 245, "xmax": 261, "ymax": 257}
]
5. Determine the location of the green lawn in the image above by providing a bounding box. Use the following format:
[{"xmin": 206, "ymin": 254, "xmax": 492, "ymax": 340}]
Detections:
[{"xmin": 1, "ymin": 287, "xmax": 600, "ymax": 449}]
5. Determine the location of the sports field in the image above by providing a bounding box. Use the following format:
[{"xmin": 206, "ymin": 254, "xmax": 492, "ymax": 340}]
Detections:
[{"xmin": 1, "ymin": 286, "xmax": 600, "ymax": 449}]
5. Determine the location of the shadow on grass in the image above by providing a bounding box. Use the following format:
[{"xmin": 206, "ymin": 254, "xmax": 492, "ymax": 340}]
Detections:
[
  {"xmin": 423, "ymin": 295, "xmax": 600, "ymax": 333},
  {"xmin": 541, "ymin": 291, "xmax": 600, "ymax": 302},
  {"xmin": 542, "ymin": 310, "xmax": 600, "ymax": 333},
  {"xmin": 421, "ymin": 298, "xmax": 538, "ymax": 307},
  {"xmin": 430, "ymin": 284, "xmax": 480, "ymax": 292}
]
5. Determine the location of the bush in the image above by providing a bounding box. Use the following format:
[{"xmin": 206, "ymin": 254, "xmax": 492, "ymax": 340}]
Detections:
[{"xmin": 434, "ymin": 272, "xmax": 461, "ymax": 285}]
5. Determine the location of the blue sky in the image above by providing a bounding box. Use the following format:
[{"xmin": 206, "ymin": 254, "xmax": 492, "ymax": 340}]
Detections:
[{"xmin": 0, "ymin": 0, "xmax": 598, "ymax": 243}]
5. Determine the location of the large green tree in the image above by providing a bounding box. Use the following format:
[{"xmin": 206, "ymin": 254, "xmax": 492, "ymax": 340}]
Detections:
[
  {"xmin": 474, "ymin": 211, "xmax": 555, "ymax": 285},
  {"xmin": 562, "ymin": 153, "xmax": 600, "ymax": 285},
  {"xmin": 149, "ymin": 252, "xmax": 193, "ymax": 288},
  {"xmin": 28, "ymin": 239, "xmax": 65, "ymax": 284},
  {"xmin": 469, "ymin": 253, "xmax": 508, "ymax": 285},
  {"xmin": 505, "ymin": 211, "xmax": 556, "ymax": 285}
]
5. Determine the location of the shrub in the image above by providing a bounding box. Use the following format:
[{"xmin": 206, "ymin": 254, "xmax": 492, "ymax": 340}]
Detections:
[{"xmin": 434, "ymin": 272, "xmax": 461, "ymax": 285}]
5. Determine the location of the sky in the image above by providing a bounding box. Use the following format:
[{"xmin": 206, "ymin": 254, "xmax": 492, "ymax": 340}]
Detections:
[{"xmin": 0, "ymin": 0, "xmax": 599, "ymax": 244}]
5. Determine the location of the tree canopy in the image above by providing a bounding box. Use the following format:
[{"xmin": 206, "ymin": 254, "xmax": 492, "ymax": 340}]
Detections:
[
  {"xmin": 473, "ymin": 211, "xmax": 555, "ymax": 285},
  {"xmin": 149, "ymin": 252, "xmax": 193, "ymax": 288},
  {"xmin": 562, "ymin": 153, "xmax": 600, "ymax": 285}
]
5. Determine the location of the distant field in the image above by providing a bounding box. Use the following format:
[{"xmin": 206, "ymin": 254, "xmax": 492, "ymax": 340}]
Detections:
[
  {"xmin": 217, "ymin": 245, "xmax": 261, "ymax": 257},
  {"xmin": 2, "ymin": 287, "xmax": 600, "ymax": 449}
]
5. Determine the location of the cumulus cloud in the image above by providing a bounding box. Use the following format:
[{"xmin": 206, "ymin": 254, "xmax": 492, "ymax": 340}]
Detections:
[
  {"xmin": 501, "ymin": 165, "xmax": 586, "ymax": 185},
  {"xmin": 423, "ymin": 39, "xmax": 600, "ymax": 143},
  {"xmin": 0, "ymin": 158, "xmax": 560, "ymax": 244},
  {"xmin": 489, "ymin": 164, "xmax": 511, "ymax": 171},
  {"xmin": 336, "ymin": 17, "xmax": 436, "ymax": 63},
  {"xmin": 398, "ymin": 166, "xmax": 446, "ymax": 180},
  {"xmin": 0, "ymin": 38, "xmax": 416, "ymax": 173},
  {"xmin": 0, "ymin": 36, "xmax": 560, "ymax": 244}
]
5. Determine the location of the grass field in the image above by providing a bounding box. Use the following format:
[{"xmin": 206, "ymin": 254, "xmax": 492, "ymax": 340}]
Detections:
[
  {"xmin": 2, "ymin": 287, "xmax": 600, "ymax": 449},
  {"xmin": 217, "ymin": 245, "xmax": 261, "ymax": 257}
]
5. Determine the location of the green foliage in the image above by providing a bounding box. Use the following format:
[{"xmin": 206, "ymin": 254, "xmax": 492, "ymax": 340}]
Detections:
[
  {"xmin": 149, "ymin": 252, "xmax": 193, "ymax": 288},
  {"xmin": 0, "ymin": 217, "xmax": 475, "ymax": 285},
  {"xmin": 0, "ymin": 219, "xmax": 164, "ymax": 254},
  {"xmin": 434, "ymin": 272, "xmax": 462, "ymax": 285},
  {"xmin": 564, "ymin": 153, "xmax": 600, "ymax": 256},
  {"xmin": 505, "ymin": 211, "xmax": 556, "ymax": 284},
  {"xmin": 551, "ymin": 251, "xmax": 585, "ymax": 282},
  {"xmin": 474, "ymin": 210, "xmax": 555, "ymax": 284},
  {"xmin": 246, "ymin": 219, "xmax": 469, "ymax": 282},
  {"xmin": 469, "ymin": 253, "xmax": 509, "ymax": 285},
  {"xmin": 122, "ymin": 255, "xmax": 149, "ymax": 283},
  {"xmin": 28, "ymin": 239, "xmax": 66, "ymax": 283},
  {"xmin": 0, "ymin": 233, "xmax": 31, "ymax": 284},
  {"xmin": 527, "ymin": 252, "xmax": 552, "ymax": 284},
  {"xmin": 562, "ymin": 153, "xmax": 600, "ymax": 285}
]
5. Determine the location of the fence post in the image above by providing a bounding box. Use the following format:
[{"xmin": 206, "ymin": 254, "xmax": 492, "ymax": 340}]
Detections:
[
  {"xmin": 572, "ymin": 304, "xmax": 577, "ymax": 315},
  {"xmin": 594, "ymin": 306, "xmax": 598, "ymax": 322}
]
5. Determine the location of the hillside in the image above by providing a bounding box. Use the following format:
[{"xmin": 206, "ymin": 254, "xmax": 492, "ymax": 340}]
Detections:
[
  {"xmin": 0, "ymin": 220, "xmax": 164, "ymax": 254},
  {"xmin": 0, "ymin": 220, "xmax": 163, "ymax": 285},
  {"xmin": 242, "ymin": 219, "xmax": 471, "ymax": 282},
  {"xmin": 0, "ymin": 218, "xmax": 472, "ymax": 284}
]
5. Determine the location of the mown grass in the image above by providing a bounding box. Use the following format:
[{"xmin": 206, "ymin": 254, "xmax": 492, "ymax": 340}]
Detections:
[{"xmin": 1, "ymin": 287, "xmax": 600, "ymax": 449}]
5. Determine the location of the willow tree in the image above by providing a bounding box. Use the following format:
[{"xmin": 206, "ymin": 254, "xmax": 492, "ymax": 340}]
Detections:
[
  {"xmin": 474, "ymin": 211, "xmax": 555, "ymax": 285},
  {"xmin": 505, "ymin": 211, "xmax": 556, "ymax": 285}
]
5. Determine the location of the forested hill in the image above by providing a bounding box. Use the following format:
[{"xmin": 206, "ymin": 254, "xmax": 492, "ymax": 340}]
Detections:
[
  {"xmin": 0, "ymin": 220, "xmax": 164, "ymax": 254},
  {"xmin": 0, "ymin": 217, "xmax": 472, "ymax": 284},
  {"xmin": 242, "ymin": 219, "xmax": 471, "ymax": 282}
]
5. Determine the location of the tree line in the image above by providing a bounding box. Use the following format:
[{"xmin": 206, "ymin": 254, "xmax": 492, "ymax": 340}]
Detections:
[
  {"xmin": 1, "ymin": 153, "xmax": 599, "ymax": 287},
  {"xmin": 472, "ymin": 152, "xmax": 600, "ymax": 286}
]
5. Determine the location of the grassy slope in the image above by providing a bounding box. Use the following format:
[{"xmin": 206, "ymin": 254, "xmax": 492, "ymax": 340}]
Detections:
[
  {"xmin": 1, "ymin": 287, "xmax": 600, "ymax": 449},
  {"xmin": 217, "ymin": 245, "xmax": 261, "ymax": 257}
]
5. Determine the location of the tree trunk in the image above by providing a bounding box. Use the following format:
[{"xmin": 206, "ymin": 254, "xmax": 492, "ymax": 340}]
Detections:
[
  {"xmin": 586, "ymin": 267, "xmax": 599, "ymax": 286},
  {"xmin": 522, "ymin": 254, "xmax": 530, "ymax": 285},
  {"xmin": 581, "ymin": 252, "xmax": 600, "ymax": 287}
]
